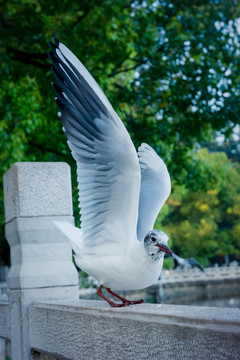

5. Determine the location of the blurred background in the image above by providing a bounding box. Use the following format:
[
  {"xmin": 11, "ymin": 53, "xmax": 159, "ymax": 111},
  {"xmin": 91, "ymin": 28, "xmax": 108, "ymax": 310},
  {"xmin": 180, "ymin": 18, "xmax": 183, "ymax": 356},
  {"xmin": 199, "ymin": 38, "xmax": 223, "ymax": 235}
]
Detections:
[{"xmin": 0, "ymin": 0, "xmax": 240, "ymax": 305}]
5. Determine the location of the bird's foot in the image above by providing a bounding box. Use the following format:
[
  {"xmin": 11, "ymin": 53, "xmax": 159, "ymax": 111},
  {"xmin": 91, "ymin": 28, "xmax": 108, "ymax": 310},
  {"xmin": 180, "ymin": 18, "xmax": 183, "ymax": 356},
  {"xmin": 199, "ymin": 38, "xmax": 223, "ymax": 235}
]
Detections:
[
  {"xmin": 122, "ymin": 299, "xmax": 144, "ymax": 306},
  {"xmin": 108, "ymin": 301, "xmax": 130, "ymax": 308},
  {"xmin": 110, "ymin": 299, "xmax": 144, "ymax": 307},
  {"xmin": 106, "ymin": 287, "xmax": 144, "ymax": 306},
  {"xmin": 97, "ymin": 285, "xmax": 144, "ymax": 307},
  {"xmin": 109, "ymin": 299, "xmax": 144, "ymax": 307}
]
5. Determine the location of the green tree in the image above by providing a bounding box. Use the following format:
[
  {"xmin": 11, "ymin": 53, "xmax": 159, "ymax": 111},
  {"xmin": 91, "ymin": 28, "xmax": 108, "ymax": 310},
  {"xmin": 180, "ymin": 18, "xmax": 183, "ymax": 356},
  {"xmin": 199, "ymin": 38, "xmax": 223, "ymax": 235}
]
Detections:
[
  {"xmin": 1, "ymin": 0, "xmax": 240, "ymax": 262},
  {"xmin": 159, "ymin": 149, "xmax": 240, "ymax": 265}
]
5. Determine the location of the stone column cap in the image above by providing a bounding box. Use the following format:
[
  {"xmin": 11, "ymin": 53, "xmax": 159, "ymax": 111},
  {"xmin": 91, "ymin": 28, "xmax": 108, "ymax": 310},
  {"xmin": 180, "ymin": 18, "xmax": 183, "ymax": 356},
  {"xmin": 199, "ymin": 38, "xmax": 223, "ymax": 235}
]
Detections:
[{"xmin": 3, "ymin": 162, "xmax": 73, "ymax": 223}]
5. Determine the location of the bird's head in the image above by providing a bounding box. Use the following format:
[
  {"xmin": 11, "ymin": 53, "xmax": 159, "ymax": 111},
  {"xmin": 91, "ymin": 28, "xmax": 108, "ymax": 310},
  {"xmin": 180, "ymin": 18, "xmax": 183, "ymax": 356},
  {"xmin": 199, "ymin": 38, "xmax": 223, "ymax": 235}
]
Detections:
[{"xmin": 144, "ymin": 230, "xmax": 172, "ymax": 260}]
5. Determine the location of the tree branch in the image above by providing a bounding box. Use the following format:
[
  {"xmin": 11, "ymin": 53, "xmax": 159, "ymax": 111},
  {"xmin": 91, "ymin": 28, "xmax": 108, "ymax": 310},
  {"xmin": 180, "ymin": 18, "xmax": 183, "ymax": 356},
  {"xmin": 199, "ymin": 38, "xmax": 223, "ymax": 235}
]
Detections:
[
  {"xmin": 108, "ymin": 60, "xmax": 146, "ymax": 78},
  {"xmin": 69, "ymin": 6, "xmax": 92, "ymax": 30},
  {"xmin": 29, "ymin": 142, "xmax": 66, "ymax": 157},
  {"xmin": 7, "ymin": 47, "xmax": 49, "ymax": 70}
]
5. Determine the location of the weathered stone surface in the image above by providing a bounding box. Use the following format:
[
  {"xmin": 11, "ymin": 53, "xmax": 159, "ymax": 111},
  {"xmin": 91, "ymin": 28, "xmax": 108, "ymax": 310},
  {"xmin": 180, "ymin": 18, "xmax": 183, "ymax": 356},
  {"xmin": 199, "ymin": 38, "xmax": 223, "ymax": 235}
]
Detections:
[
  {"xmin": 2, "ymin": 162, "xmax": 79, "ymax": 360},
  {"xmin": 0, "ymin": 338, "xmax": 10, "ymax": 360},
  {"xmin": 5, "ymin": 216, "xmax": 78, "ymax": 290},
  {"xmin": 0, "ymin": 299, "xmax": 9, "ymax": 339},
  {"xmin": 3, "ymin": 162, "xmax": 73, "ymax": 223},
  {"xmin": 8, "ymin": 288, "xmax": 79, "ymax": 360},
  {"xmin": 29, "ymin": 300, "xmax": 240, "ymax": 360}
]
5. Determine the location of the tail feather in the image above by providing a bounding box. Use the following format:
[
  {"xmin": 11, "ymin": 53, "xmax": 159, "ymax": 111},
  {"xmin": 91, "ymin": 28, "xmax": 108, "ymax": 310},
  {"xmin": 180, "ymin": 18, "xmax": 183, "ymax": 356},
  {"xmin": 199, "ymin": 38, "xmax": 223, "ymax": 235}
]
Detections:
[{"xmin": 54, "ymin": 221, "xmax": 83, "ymax": 255}]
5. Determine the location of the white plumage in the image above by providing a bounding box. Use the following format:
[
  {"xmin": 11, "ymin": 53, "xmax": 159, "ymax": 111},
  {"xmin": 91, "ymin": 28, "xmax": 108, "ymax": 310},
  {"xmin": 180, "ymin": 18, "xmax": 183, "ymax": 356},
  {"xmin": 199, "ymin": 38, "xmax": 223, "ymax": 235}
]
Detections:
[{"xmin": 49, "ymin": 39, "xmax": 172, "ymax": 307}]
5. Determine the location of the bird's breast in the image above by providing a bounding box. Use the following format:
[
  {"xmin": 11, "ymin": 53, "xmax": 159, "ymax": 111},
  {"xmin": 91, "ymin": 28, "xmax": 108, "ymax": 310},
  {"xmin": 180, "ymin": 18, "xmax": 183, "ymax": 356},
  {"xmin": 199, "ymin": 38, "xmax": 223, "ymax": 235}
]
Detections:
[{"xmin": 77, "ymin": 245, "xmax": 164, "ymax": 291}]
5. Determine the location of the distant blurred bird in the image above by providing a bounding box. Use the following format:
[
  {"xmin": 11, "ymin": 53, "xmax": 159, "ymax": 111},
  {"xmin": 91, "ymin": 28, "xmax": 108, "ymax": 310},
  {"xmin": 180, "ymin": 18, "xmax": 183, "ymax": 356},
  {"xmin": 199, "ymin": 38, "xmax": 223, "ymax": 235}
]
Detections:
[
  {"xmin": 49, "ymin": 38, "xmax": 173, "ymax": 307},
  {"xmin": 172, "ymin": 253, "xmax": 205, "ymax": 272}
]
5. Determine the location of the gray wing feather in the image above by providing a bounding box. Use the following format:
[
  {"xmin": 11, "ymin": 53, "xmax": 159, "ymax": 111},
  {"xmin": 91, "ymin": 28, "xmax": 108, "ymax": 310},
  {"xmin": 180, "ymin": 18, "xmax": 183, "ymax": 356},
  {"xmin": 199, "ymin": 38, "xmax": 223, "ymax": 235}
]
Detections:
[
  {"xmin": 49, "ymin": 39, "xmax": 140, "ymax": 253},
  {"xmin": 137, "ymin": 143, "xmax": 171, "ymax": 241}
]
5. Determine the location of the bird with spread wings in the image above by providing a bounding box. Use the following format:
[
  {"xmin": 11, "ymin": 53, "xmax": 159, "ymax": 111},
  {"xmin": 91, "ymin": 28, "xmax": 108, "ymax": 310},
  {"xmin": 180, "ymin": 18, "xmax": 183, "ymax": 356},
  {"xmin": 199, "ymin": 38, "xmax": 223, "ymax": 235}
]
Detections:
[{"xmin": 49, "ymin": 39, "xmax": 172, "ymax": 307}]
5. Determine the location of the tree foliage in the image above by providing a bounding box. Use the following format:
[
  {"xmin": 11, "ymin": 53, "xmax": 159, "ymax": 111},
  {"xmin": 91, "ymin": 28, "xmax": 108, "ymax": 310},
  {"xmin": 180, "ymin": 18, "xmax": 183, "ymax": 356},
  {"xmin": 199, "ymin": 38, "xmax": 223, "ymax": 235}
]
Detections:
[
  {"xmin": 1, "ymin": 0, "xmax": 240, "ymax": 263},
  {"xmin": 158, "ymin": 149, "xmax": 240, "ymax": 265}
]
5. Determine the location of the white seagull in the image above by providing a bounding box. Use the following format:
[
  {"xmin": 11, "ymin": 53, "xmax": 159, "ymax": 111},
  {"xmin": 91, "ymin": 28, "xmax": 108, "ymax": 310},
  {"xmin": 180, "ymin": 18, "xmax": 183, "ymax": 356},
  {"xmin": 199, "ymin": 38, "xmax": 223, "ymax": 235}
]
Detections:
[{"xmin": 49, "ymin": 39, "xmax": 172, "ymax": 307}]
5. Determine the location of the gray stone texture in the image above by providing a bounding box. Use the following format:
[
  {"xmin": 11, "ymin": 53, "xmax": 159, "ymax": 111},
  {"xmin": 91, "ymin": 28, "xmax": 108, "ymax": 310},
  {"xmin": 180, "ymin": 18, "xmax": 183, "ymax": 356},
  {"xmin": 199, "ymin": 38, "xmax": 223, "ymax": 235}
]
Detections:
[
  {"xmin": 0, "ymin": 299, "xmax": 9, "ymax": 339},
  {"xmin": 3, "ymin": 162, "xmax": 79, "ymax": 360},
  {"xmin": 29, "ymin": 299, "xmax": 240, "ymax": 360},
  {"xmin": 3, "ymin": 162, "xmax": 73, "ymax": 223},
  {"xmin": 5, "ymin": 216, "xmax": 78, "ymax": 289}
]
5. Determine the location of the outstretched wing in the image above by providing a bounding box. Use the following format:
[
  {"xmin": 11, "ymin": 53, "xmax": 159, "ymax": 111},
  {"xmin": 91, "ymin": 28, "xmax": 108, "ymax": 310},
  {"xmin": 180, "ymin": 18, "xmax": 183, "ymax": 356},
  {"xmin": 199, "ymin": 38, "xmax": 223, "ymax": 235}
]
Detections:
[
  {"xmin": 137, "ymin": 143, "xmax": 171, "ymax": 241},
  {"xmin": 49, "ymin": 39, "xmax": 140, "ymax": 254}
]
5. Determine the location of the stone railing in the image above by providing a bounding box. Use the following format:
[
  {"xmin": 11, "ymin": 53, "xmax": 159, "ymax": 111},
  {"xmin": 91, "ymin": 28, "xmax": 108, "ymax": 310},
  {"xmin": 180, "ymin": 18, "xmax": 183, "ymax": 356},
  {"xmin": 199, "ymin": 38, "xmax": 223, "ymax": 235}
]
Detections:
[
  {"xmin": 160, "ymin": 264, "xmax": 240, "ymax": 283},
  {"xmin": 0, "ymin": 163, "xmax": 240, "ymax": 360},
  {"xmin": 0, "ymin": 266, "xmax": 8, "ymax": 299}
]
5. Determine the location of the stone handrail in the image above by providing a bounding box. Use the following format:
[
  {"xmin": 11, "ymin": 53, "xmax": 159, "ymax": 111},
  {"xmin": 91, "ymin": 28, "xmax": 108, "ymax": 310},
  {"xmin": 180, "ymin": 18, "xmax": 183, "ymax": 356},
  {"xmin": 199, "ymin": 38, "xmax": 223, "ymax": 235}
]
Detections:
[
  {"xmin": 160, "ymin": 265, "xmax": 240, "ymax": 284},
  {"xmin": 1, "ymin": 297, "xmax": 240, "ymax": 359}
]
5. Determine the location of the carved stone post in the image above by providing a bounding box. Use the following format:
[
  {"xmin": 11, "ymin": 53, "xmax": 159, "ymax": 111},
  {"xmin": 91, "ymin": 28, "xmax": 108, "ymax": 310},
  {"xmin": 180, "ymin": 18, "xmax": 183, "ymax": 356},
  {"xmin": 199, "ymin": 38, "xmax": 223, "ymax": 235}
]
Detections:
[{"xmin": 3, "ymin": 162, "xmax": 79, "ymax": 360}]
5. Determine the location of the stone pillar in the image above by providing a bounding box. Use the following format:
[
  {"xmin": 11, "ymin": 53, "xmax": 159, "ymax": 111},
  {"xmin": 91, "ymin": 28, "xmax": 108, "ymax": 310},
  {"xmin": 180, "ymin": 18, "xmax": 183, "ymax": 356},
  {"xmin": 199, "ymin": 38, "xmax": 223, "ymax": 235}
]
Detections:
[{"xmin": 3, "ymin": 162, "xmax": 79, "ymax": 360}]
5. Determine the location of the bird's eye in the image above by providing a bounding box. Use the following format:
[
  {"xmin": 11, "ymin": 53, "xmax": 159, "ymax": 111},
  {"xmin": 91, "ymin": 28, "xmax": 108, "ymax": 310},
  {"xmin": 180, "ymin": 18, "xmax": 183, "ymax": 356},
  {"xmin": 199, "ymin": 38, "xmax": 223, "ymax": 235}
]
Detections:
[{"xmin": 151, "ymin": 236, "xmax": 156, "ymax": 242}]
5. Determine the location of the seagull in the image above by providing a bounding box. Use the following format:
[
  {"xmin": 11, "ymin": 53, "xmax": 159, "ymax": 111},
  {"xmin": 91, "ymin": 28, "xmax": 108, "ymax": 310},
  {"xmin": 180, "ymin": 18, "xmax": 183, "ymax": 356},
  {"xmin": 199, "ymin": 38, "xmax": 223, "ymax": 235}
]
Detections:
[
  {"xmin": 172, "ymin": 253, "xmax": 205, "ymax": 272},
  {"xmin": 49, "ymin": 39, "xmax": 172, "ymax": 307}
]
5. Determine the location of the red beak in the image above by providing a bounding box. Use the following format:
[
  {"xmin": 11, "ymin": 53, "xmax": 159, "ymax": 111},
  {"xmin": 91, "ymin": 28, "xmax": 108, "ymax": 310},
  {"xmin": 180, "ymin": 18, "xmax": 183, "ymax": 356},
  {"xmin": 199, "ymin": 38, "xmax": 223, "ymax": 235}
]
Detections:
[{"xmin": 156, "ymin": 244, "xmax": 173, "ymax": 257}]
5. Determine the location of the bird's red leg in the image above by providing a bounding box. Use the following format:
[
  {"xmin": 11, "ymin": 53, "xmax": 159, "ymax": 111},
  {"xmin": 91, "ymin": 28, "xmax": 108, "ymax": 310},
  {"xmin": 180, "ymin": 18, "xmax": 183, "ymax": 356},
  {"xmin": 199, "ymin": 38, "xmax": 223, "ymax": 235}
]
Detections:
[
  {"xmin": 97, "ymin": 285, "xmax": 128, "ymax": 307},
  {"xmin": 106, "ymin": 287, "xmax": 144, "ymax": 306}
]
